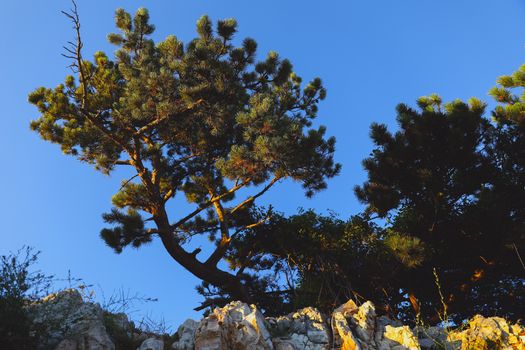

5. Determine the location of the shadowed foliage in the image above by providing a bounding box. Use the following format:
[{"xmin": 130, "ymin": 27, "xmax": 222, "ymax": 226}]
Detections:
[
  {"xmin": 0, "ymin": 247, "xmax": 53, "ymax": 349},
  {"xmin": 353, "ymin": 94, "xmax": 525, "ymax": 322}
]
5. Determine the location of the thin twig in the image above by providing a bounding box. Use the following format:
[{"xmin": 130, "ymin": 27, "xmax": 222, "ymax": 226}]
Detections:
[
  {"xmin": 513, "ymin": 243, "xmax": 525, "ymax": 273},
  {"xmin": 118, "ymin": 174, "xmax": 140, "ymax": 192}
]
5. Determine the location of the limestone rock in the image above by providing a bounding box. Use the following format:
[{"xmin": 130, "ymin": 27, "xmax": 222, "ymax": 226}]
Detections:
[
  {"xmin": 194, "ymin": 301, "xmax": 273, "ymax": 350},
  {"xmin": 139, "ymin": 338, "xmax": 165, "ymax": 350},
  {"xmin": 331, "ymin": 300, "xmax": 419, "ymax": 350},
  {"xmin": 331, "ymin": 308, "xmax": 361, "ymax": 350},
  {"xmin": 348, "ymin": 301, "xmax": 377, "ymax": 349},
  {"xmin": 27, "ymin": 292, "xmax": 525, "ymax": 350},
  {"xmin": 110, "ymin": 312, "xmax": 133, "ymax": 332},
  {"xmin": 332, "ymin": 300, "xmax": 374, "ymax": 350},
  {"xmin": 172, "ymin": 319, "xmax": 199, "ymax": 350},
  {"xmin": 414, "ymin": 326, "xmax": 450, "ymax": 350},
  {"xmin": 448, "ymin": 315, "xmax": 525, "ymax": 350},
  {"xmin": 380, "ymin": 324, "xmax": 420, "ymax": 350},
  {"xmin": 54, "ymin": 323, "xmax": 115, "ymax": 350},
  {"xmin": 374, "ymin": 315, "xmax": 419, "ymax": 350},
  {"xmin": 28, "ymin": 289, "xmax": 114, "ymax": 350},
  {"xmin": 268, "ymin": 307, "xmax": 330, "ymax": 350}
]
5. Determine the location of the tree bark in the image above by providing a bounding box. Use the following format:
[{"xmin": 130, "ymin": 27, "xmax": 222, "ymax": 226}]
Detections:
[{"xmin": 154, "ymin": 209, "xmax": 250, "ymax": 302}]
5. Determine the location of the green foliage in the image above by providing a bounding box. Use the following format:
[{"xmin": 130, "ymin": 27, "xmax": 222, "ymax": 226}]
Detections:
[
  {"xmin": 0, "ymin": 247, "xmax": 52, "ymax": 350},
  {"xmin": 29, "ymin": 6, "xmax": 339, "ymax": 303},
  {"xmin": 488, "ymin": 65, "xmax": 525, "ymax": 244},
  {"xmin": 384, "ymin": 231, "xmax": 425, "ymax": 268},
  {"xmin": 355, "ymin": 97, "xmax": 490, "ymax": 217},
  {"xmin": 103, "ymin": 311, "xmax": 142, "ymax": 350},
  {"xmin": 100, "ymin": 208, "xmax": 151, "ymax": 254},
  {"xmin": 220, "ymin": 210, "xmax": 401, "ymax": 314},
  {"xmin": 490, "ymin": 64, "xmax": 525, "ymax": 124},
  {"xmin": 0, "ymin": 247, "xmax": 169, "ymax": 349},
  {"xmin": 354, "ymin": 93, "xmax": 525, "ymax": 323},
  {"xmin": 27, "ymin": 4, "xmax": 525, "ymax": 326}
]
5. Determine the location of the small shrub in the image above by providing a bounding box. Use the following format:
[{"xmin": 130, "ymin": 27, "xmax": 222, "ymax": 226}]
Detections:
[{"xmin": 0, "ymin": 247, "xmax": 53, "ymax": 349}]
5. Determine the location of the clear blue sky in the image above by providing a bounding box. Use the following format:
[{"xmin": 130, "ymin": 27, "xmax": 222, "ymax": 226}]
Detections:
[{"xmin": 1, "ymin": 0, "xmax": 525, "ymax": 328}]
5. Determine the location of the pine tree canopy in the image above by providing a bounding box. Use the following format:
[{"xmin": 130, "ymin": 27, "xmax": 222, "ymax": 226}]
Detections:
[
  {"xmin": 26, "ymin": 3, "xmax": 525, "ymax": 324},
  {"xmin": 354, "ymin": 94, "xmax": 524, "ymax": 322},
  {"xmin": 355, "ymin": 95, "xmax": 491, "ymax": 218},
  {"xmin": 28, "ymin": 6, "xmax": 340, "ymax": 303}
]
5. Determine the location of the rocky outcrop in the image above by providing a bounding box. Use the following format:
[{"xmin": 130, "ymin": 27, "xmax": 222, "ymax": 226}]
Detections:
[
  {"xmin": 186, "ymin": 300, "xmax": 524, "ymax": 350},
  {"xmin": 447, "ymin": 315, "xmax": 525, "ymax": 350},
  {"xmin": 29, "ymin": 289, "xmax": 115, "ymax": 350},
  {"xmin": 27, "ymin": 291, "xmax": 525, "ymax": 350},
  {"xmin": 172, "ymin": 319, "xmax": 199, "ymax": 350},
  {"xmin": 139, "ymin": 338, "xmax": 165, "ymax": 350},
  {"xmin": 331, "ymin": 299, "xmax": 419, "ymax": 350},
  {"xmin": 193, "ymin": 301, "xmax": 273, "ymax": 350},
  {"xmin": 267, "ymin": 307, "xmax": 330, "ymax": 350}
]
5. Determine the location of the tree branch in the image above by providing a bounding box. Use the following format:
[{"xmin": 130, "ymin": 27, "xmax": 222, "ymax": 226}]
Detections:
[
  {"xmin": 133, "ymin": 99, "xmax": 205, "ymax": 137},
  {"xmin": 62, "ymin": 2, "xmax": 132, "ymax": 154},
  {"xmin": 205, "ymin": 212, "xmax": 272, "ymax": 268},
  {"xmin": 118, "ymin": 174, "xmax": 140, "ymax": 192},
  {"xmin": 229, "ymin": 176, "xmax": 280, "ymax": 215},
  {"xmin": 169, "ymin": 178, "xmax": 252, "ymax": 231},
  {"xmin": 201, "ymin": 177, "xmax": 280, "ymax": 268}
]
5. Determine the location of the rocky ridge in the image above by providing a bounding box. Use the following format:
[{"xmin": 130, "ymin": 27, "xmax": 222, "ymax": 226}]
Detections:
[{"xmin": 29, "ymin": 290, "xmax": 525, "ymax": 350}]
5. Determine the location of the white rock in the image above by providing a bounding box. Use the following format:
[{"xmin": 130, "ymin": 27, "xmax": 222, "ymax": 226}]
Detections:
[
  {"xmin": 54, "ymin": 323, "xmax": 115, "ymax": 350},
  {"xmin": 381, "ymin": 325, "xmax": 420, "ymax": 350},
  {"xmin": 28, "ymin": 289, "xmax": 114, "ymax": 350},
  {"xmin": 27, "ymin": 293, "xmax": 525, "ymax": 350},
  {"xmin": 139, "ymin": 338, "xmax": 164, "ymax": 350},
  {"xmin": 172, "ymin": 319, "xmax": 199, "ymax": 350},
  {"xmin": 414, "ymin": 326, "xmax": 449, "ymax": 350},
  {"xmin": 194, "ymin": 301, "xmax": 273, "ymax": 350},
  {"xmin": 270, "ymin": 307, "xmax": 330, "ymax": 350},
  {"xmin": 448, "ymin": 314, "xmax": 525, "ymax": 350},
  {"xmin": 331, "ymin": 306, "xmax": 361, "ymax": 350}
]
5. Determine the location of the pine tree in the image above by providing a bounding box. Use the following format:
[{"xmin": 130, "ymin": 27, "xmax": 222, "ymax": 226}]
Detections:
[
  {"xmin": 28, "ymin": 4, "xmax": 340, "ymax": 305},
  {"xmin": 355, "ymin": 95, "xmax": 525, "ymax": 322},
  {"xmin": 225, "ymin": 210, "xmax": 396, "ymax": 314},
  {"xmin": 489, "ymin": 65, "xmax": 525, "ymax": 238}
]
